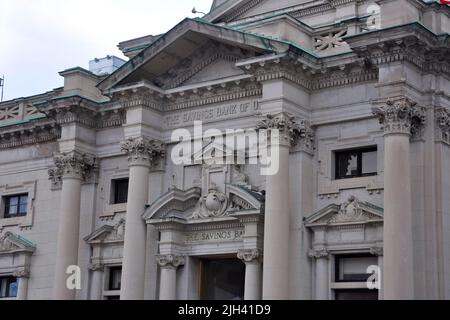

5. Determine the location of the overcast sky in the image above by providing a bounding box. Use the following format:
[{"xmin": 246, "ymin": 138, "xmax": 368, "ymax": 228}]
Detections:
[{"xmin": 0, "ymin": 0, "xmax": 213, "ymax": 101}]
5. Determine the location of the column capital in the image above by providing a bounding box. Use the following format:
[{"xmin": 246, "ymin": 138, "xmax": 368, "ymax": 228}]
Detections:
[
  {"xmin": 257, "ymin": 112, "xmax": 314, "ymax": 151},
  {"xmin": 372, "ymin": 98, "xmax": 426, "ymax": 137},
  {"xmin": 13, "ymin": 267, "xmax": 30, "ymax": 278},
  {"xmin": 156, "ymin": 254, "xmax": 185, "ymax": 269},
  {"xmin": 308, "ymin": 248, "xmax": 329, "ymax": 259},
  {"xmin": 238, "ymin": 248, "xmax": 263, "ymax": 264},
  {"xmin": 435, "ymin": 108, "xmax": 450, "ymax": 144},
  {"xmin": 88, "ymin": 263, "xmax": 105, "ymax": 272},
  {"xmin": 121, "ymin": 136, "xmax": 165, "ymax": 167},
  {"xmin": 49, "ymin": 151, "xmax": 95, "ymax": 182},
  {"xmin": 370, "ymin": 246, "xmax": 384, "ymax": 257}
]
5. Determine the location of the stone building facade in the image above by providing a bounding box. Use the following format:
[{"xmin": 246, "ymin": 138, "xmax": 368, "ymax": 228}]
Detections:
[{"xmin": 0, "ymin": 0, "xmax": 449, "ymax": 300}]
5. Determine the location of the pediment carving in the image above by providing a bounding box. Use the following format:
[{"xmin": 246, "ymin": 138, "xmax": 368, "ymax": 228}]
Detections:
[
  {"xmin": 154, "ymin": 42, "xmax": 250, "ymax": 89},
  {"xmin": 84, "ymin": 219, "xmax": 125, "ymax": 244},
  {"xmin": 0, "ymin": 232, "xmax": 36, "ymax": 254},
  {"xmin": 305, "ymin": 196, "xmax": 383, "ymax": 227}
]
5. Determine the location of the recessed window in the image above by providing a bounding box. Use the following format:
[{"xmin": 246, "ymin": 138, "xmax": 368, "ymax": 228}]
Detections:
[
  {"xmin": 335, "ymin": 254, "xmax": 378, "ymax": 282},
  {"xmin": 3, "ymin": 194, "xmax": 28, "ymax": 219},
  {"xmin": 108, "ymin": 267, "xmax": 122, "ymax": 291},
  {"xmin": 333, "ymin": 254, "xmax": 379, "ymax": 300},
  {"xmin": 335, "ymin": 147, "xmax": 377, "ymax": 179},
  {"xmin": 0, "ymin": 276, "xmax": 18, "ymax": 298},
  {"xmin": 111, "ymin": 179, "xmax": 129, "ymax": 204}
]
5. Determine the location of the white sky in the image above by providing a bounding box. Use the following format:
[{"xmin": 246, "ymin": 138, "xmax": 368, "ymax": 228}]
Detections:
[{"xmin": 0, "ymin": 0, "xmax": 213, "ymax": 101}]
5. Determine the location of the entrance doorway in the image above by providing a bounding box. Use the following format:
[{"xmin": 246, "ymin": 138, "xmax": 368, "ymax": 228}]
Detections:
[{"xmin": 199, "ymin": 258, "xmax": 245, "ymax": 300}]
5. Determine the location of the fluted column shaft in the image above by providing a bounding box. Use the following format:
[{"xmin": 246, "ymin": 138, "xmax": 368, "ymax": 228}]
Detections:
[
  {"xmin": 120, "ymin": 137, "xmax": 164, "ymax": 300},
  {"xmin": 156, "ymin": 254, "xmax": 184, "ymax": 300},
  {"xmin": 373, "ymin": 98, "xmax": 426, "ymax": 299},
  {"xmin": 258, "ymin": 113, "xmax": 308, "ymax": 300},
  {"xmin": 52, "ymin": 152, "xmax": 93, "ymax": 300}
]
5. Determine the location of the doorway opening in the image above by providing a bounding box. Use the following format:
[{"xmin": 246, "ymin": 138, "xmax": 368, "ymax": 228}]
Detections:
[{"xmin": 199, "ymin": 258, "xmax": 245, "ymax": 300}]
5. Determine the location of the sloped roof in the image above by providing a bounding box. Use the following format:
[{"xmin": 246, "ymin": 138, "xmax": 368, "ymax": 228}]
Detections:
[{"xmin": 97, "ymin": 18, "xmax": 310, "ymax": 92}]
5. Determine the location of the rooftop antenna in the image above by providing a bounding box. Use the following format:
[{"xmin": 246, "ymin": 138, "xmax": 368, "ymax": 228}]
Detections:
[
  {"xmin": 192, "ymin": 7, "xmax": 206, "ymax": 15},
  {"xmin": 0, "ymin": 75, "xmax": 4, "ymax": 102}
]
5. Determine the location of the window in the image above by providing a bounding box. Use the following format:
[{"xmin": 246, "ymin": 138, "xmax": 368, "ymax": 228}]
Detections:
[
  {"xmin": 3, "ymin": 194, "xmax": 28, "ymax": 219},
  {"xmin": 335, "ymin": 147, "xmax": 377, "ymax": 179},
  {"xmin": 333, "ymin": 254, "xmax": 379, "ymax": 300},
  {"xmin": 111, "ymin": 179, "xmax": 128, "ymax": 204},
  {"xmin": 104, "ymin": 266, "xmax": 121, "ymax": 300},
  {"xmin": 335, "ymin": 254, "xmax": 378, "ymax": 282},
  {"xmin": 108, "ymin": 267, "xmax": 122, "ymax": 291},
  {"xmin": 0, "ymin": 276, "xmax": 18, "ymax": 298}
]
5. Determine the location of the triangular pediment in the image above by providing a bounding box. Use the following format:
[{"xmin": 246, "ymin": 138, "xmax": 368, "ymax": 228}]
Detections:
[
  {"xmin": 305, "ymin": 196, "xmax": 383, "ymax": 227},
  {"xmin": 206, "ymin": 0, "xmax": 310, "ymax": 23},
  {"xmin": 0, "ymin": 232, "xmax": 36, "ymax": 254},
  {"xmin": 144, "ymin": 184, "xmax": 264, "ymax": 223},
  {"xmin": 153, "ymin": 42, "xmax": 247, "ymax": 89},
  {"xmin": 84, "ymin": 219, "xmax": 125, "ymax": 244},
  {"xmin": 98, "ymin": 18, "xmax": 290, "ymax": 92}
]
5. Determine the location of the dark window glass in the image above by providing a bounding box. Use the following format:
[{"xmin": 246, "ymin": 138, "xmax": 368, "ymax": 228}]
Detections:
[
  {"xmin": 108, "ymin": 267, "xmax": 122, "ymax": 291},
  {"xmin": 200, "ymin": 259, "xmax": 245, "ymax": 300},
  {"xmin": 0, "ymin": 276, "xmax": 18, "ymax": 298},
  {"xmin": 335, "ymin": 254, "xmax": 378, "ymax": 282},
  {"xmin": 112, "ymin": 179, "xmax": 128, "ymax": 204},
  {"xmin": 4, "ymin": 194, "xmax": 28, "ymax": 218},
  {"xmin": 335, "ymin": 147, "xmax": 377, "ymax": 179},
  {"xmin": 335, "ymin": 289, "xmax": 378, "ymax": 300}
]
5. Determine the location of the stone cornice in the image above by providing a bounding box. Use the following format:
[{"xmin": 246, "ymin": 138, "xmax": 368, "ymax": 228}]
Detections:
[
  {"xmin": 155, "ymin": 254, "xmax": 185, "ymax": 269},
  {"xmin": 239, "ymin": 55, "xmax": 378, "ymax": 91},
  {"xmin": 345, "ymin": 23, "xmax": 450, "ymax": 76},
  {"xmin": 0, "ymin": 120, "xmax": 60, "ymax": 150},
  {"xmin": 121, "ymin": 137, "xmax": 165, "ymax": 168},
  {"xmin": 372, "ymin": 98, "xmax": 426, "ymax": 136}
]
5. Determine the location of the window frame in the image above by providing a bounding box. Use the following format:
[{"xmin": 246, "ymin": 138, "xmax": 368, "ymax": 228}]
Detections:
[
  {"xmin": 0, "ymin": 276, "xmax": 18, "ymax": 298},
  {"xmin": 334, "ymin": 253, "xmax": 378, "ymax": 283},
  {"xmin": 111, "ymin": 178, "xmax": 129, "ymax": 205},
  {"xmin": 108, "ymin": 266, "xmax": 122, "ymax": 291},
  {"xmin": 334, "ymin": 146, "xmax": 377, "ymax": 180},
  {"xmin": 3, "ymin": 194, "xmax": 28, "ymax": 219}
]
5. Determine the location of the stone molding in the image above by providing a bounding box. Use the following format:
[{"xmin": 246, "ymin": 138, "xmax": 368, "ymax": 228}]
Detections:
[
  {"xmin": 257, "ymin": 112, "xmax": 314, "ymax": 151},
  {"xmin": 0, "ymin": 122, "xmax": 60, "ymax": 150},
  {"xmin": 237, "ymin": 248, "xmax": 262, "ymax": 264},
  {"xmin": 13, "ymin": 267, "xmax": 31, "ymax": 278},
  {"xmin": 370, "ymin": 246, "xmax": 383, "ymax": 257},
  {"xmin": 120, "ymin": 137, "xmax": 165, "ymax": 168},
  {"xmin": 308, "ymin": 248, "xmax": 329, "ymax": 259},
  {"xmin": 372, "ymin": 98, "xmax": 426, "ymax": 136},
  {"xmin": 155, "ymin": 254, "xmax": 185, "ymax": 269},
  {"xmin": 88, "ymin": 263, "xmax": 105, "ymax": 272},
  {"xmin": 49, "ymin": 151, "xmax": 96, "ymax": 184}
]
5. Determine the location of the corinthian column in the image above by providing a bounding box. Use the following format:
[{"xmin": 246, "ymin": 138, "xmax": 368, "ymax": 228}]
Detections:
[
  {"xmin": 52, "ymin": 152, "xmax": 94, "ymax": 300},
  {"xmin": 238, "ymin": 249, "xmax": 263, "ymax": 300},
  {"xmin": 257, "ymin": 112, "xmax": 303, "ymax": 300},
  {"xmin": 156, "ymin": 254, "xmax": 184, "ymax": 300},
  {"xmin": 372, "ymin": 98, "xmax": 426, "ymax": 299},
  {"xmin": 120, "ymin": 137, "xmax": 164, "ymax": 300}
]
